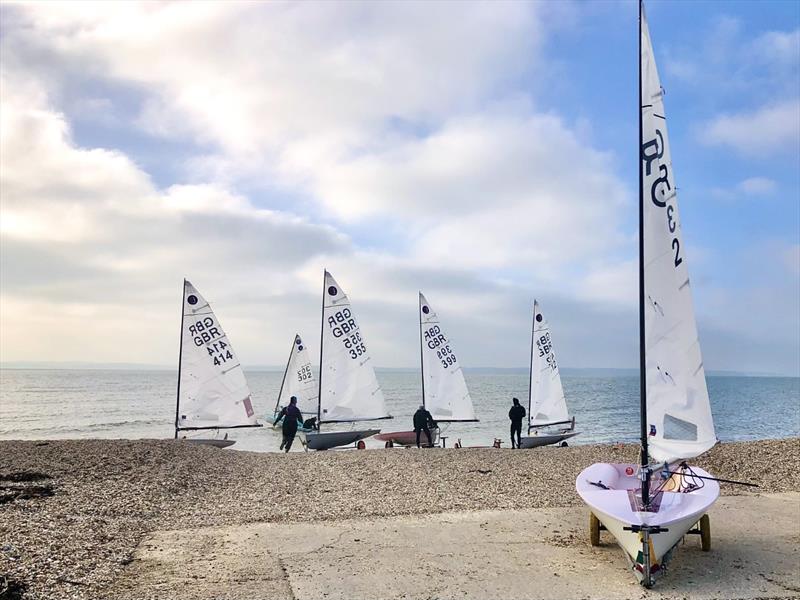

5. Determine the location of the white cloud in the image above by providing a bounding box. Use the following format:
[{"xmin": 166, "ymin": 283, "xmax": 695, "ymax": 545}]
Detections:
[
  {"xmin": 738, "ymin": 177, "xmax": 777, "ymax": 195},
  {"xmin": 1, "ymin": 2, "xmax": 796, "ymax": 376},
  {"xmin": 2, "ymin": 2, "xmax": 542, "ymax": 157},
  {"xmin": 701, "ymin": 100, "xmax": 800, "ymax": 157}
]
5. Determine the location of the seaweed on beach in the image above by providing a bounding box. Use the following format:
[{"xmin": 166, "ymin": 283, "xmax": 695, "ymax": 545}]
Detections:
[
  {"xmin": 0, "ymin": 575, "xmax": 27, "ymax": 600},
  {"xmin": 0, "ymin": 472, "xmax": 50, "ymax": 483},
  {"xmin": 0, "ymin": 472, "xmax": 54, "ymax": 505}
]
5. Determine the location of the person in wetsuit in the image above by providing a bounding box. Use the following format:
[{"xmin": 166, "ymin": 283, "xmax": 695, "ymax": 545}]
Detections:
[
  {"xmin": 274, "ymin": 396, "xmax": 303, "ymax": 452},
  {"xmin": 413, "ymin": 405, "xmax": 437, "ymax": 448},
  {"xmin": 509, "ymin": 397, "xmax": 526, "ymax": 449}
]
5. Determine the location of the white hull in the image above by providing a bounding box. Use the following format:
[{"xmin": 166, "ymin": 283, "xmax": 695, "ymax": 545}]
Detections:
[
  {"xmin": 519, "ymin": 431, "xmax": 578, "ymax": 448},
  {"xmin": 182, "ymin": 438, "xmax": 236, "ymax": 449},
  {"xmin": 576, "ymin": 462, "xmax": 719, "ymax": 586},
  {"xmin": 303, "ymin": 429, "xmax": 380, "ymax": 451}
]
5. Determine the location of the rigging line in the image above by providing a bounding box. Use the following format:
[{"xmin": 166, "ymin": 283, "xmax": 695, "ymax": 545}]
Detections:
[{"xmin": 664, "ymin": 469, "xmax": 759, "ymax": 487}]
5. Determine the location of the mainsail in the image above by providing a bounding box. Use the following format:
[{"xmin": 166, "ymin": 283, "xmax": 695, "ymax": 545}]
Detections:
[
  {"xmin": 528, "ymin": 300, "xmax": 570, "ymax": 427},
  {"xmin": 318, "ymin": 271, "xmax": 389, "ymax": 423},
  {"xmin": 275, "ymin": 334, "xmax": 318, "ymax": 418},
  {"xmin": 176, "ymin": 280, "xmax": 258, "ymax": 433},
  {"xmin": 641, "ymin": 7, "xmax": 716, "ymax": 463},
  {"xmin": 419, "ymin": 292, "xmax": 476, "ymax": 422}
]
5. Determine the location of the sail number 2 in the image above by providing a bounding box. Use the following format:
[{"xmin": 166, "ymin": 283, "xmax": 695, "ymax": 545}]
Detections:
[{"xmin": 642, "ymin": 128, "xmax": 682, "ymax": 268}]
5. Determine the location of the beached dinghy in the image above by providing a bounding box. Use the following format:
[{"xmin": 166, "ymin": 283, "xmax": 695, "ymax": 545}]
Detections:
[
  {"xmin": 576, "ymin": 3, "xmax": 719, "ymax": 587},
  {"xmin": 376, "ymin": 292, "xmax": 477, "ymax": 447},
  {"xmin": 519, "ymin": 300, "xmax": 578, "ymax": 449},
  {"xmin": 303, "ymin": 271, "xmax": 391, "ymax": 450},
  {"xmin": 174, "ymin": 280, "xmax": 262, "ymax": 448},
  {"xmin": 265, "ymin": 334, "xmax": 317, "ymax": 434}
]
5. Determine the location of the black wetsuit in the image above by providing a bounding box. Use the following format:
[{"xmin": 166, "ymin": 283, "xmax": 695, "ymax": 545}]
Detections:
[
  {"xmin": 276, "ymin": 404, "xmax": 303, "ymax": 452},
  {"xmin": 413, "ymin": 408, "xmax": 437, "ymax": 448},
  {"xmin": 509, "ymin": 404, "xmax": 526, "ymax": 448}
]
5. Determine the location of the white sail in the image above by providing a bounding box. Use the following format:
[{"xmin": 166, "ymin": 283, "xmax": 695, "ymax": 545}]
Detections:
[
  {"xmin": 528, "ymin": 300, "xmax": 569, "ymax": 427},
  {"xmin": 641, "ymin": 8, "xmax": 716, "ymax": 463},
  {"xmin": 276, "ymin": 334, "xmax": 318, "ymax": 418},
  {"xmin": 177, "ymin": 280, "xmax": 258, "ymax": 430},
  {"xmin": 419, "ymin": 292, "xmax": 476, "ymax": 422},
  {"xmin": 319, "ymin": 271, "xmax": 389, "ymax": 422}
]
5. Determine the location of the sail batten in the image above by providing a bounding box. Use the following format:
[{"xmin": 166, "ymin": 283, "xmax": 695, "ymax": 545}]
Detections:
[
  {"xmin": 641, "ymin": 7, "xmax": 716, "ymax": 464},
  {"xmin": 176, "ymin": 280, "xmax": 259, "ymax": 432},
  {"xmin": 419, "ymin": 292, "xmax": 476, "ymax": 422},
  {"xmin": 318, "ymin": 271, "xmax": 390, "ymax": 422},
  {"xmin": 528, "ymin": 300, "xmax": 570, "ymax": 428}
]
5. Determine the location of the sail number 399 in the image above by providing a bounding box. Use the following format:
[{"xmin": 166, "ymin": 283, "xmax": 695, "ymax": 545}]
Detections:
[{"xmin": 425, "ymin": 325, "xmax": 458, "ymax": 368}]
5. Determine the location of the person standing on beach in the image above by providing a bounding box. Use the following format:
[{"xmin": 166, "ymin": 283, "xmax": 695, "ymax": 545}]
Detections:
[
  {"xmin": 274, "ymin": 396, "xmax": 303, "ymax": 452},
  {"xmin": 509, "ymin": 397, "xmax": 526, "ymax": 449},
  {"xmin": 413, "ymin": 405, "xmax": 437, "ymax": 448}
]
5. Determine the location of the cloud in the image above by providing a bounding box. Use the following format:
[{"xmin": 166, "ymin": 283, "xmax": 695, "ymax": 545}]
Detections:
[
  {"xmin": 710, "ymin": 176, "xmax": 778, "ymax": 199},
  {"xmin": 0, "ymin": 73, "xmax": 351, "ymax": 364},
  {"xmin": 737, "ymin": 177, "xmax": 778, "ymax": 195},
  {"xmin": 700, "ymin": 100, "xmax": 800, "ymax": 157},
  {"xmin": 1, "ymin": 2, "xmax": 796, "ymax": 377},
  {"xmin": 1, "ymin": 2, "xmax": 543, "ymax": 158}
]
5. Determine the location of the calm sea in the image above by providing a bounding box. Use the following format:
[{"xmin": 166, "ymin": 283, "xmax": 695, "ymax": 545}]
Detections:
[{"xmin": 0, "ymin": 369, "xmax": 797, "ymax": 453}]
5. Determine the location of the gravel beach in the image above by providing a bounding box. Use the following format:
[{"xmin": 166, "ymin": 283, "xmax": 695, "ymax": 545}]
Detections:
[{"xmin": 1, "ymin": 437, "xmax": 798, "ymax": 599}]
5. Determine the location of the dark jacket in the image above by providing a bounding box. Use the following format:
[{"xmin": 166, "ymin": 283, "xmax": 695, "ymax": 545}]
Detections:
[
  {"xmin": 508, "ymin": 404, "xmax": 526, "ymax": 424},
  {"xmin": 278, "ymin": 404, "xmax": 303, "ymax": 431},
  {"xmin": 413, "ymin": 408, "xmax": 436, "ymax": 431}
]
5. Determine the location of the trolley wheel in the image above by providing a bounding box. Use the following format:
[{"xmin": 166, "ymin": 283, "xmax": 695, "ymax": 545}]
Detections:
[
  {"xmin": 356, "ymin": 440, "xmax": 366, "ymax": 450},
  {"xmin": 699, "ymin": 514, "xmax": 711, "ymax": 551},
  {"xmin": 384, "ymin": 440, "xmax": 394, "ymax": 448},
  {"xmin": 589, "ymin": 512, "xmax": 601, "ymax": 546}
]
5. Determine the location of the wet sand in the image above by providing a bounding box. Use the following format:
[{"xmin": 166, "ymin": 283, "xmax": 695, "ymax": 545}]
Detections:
[{"xmin": 1, "ymin": 438, "xmax": 798, "ymax": 599}]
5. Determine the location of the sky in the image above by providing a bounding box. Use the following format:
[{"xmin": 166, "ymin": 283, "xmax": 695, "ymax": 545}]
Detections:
[{"xmin": 1, "ymin": 0, "xmax": 798, "ymax": 376}]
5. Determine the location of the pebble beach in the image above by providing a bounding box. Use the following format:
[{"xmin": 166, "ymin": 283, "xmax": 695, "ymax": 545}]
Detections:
[{"xmin": 1, "ymin": 437, "xmax": 798, "ymax": 599}]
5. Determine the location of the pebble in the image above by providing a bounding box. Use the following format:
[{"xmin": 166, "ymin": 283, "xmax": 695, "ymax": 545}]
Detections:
[{"xmin": 0, "ymin": 437, "xmax": 797, "ymax": 599}]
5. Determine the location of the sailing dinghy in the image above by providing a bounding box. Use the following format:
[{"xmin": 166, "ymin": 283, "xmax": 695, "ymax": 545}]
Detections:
[
  {"xmin": 376, "ymin": 292, "xmax": 478, "ymax": 447},
  {"xmin": 266, "ymin": 334, "xmax": 317, "ymax": 433},
  {"xmin": 303, "ymin": 271, "xmax": 392, "ymax": 450},
  {"xmin": 576, "ymin": 3, "xmax": 719, "ymax": 587},
  {"xmin": 519, "ymin": 300, "xmax": 578, "ymax": 448},
  {"xmin": 175, "ymin": 279, "xmax": 262, "ymax": 448}
]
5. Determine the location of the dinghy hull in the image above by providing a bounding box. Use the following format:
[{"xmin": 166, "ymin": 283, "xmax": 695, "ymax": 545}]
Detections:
[
  {"xmin": 374, "ymin": 429, "xmax": 440, "ymax": 447},
  {"xmin": 519, "ymin": 431, "xmax": 578, "ymax": 448},
  {"xmin": 576, "ymin": 462, "xmax": 719, "ymax": 587},
  {"xmin": 303, "ymin": 429, "xmax": 380, "ymax": 450},
  {"xmin": 182, "ymin": 438, "xmax": 236, "ymax": 449}
]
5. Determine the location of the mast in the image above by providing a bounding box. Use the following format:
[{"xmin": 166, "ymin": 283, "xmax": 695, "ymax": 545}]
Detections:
[
  {"xmin": 317, "ymin": 270, "xmax": 326, "ymax": 432},
  {"xmin": 527, "ymin": 300, "xmax": 536, "ymax": 435},
  {"xmin": 419, "ymin": 292, "xmax": 426, "ymax": 409},
  {"xmin": 638, "ymin": 0, "xmax": 651, "ymax": 506},
  {"xmin": 275, "ymin": 336, "xmax": 295, "ymax": 417},
  {"xmin": 174, "ymin": 279, "xmax": 186, "ymax": 439}
]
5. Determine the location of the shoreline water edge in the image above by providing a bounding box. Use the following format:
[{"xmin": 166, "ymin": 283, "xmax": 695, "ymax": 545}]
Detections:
[{"xmin": 1, "ymin": 437, "xmax": 798, "ymax": 599}]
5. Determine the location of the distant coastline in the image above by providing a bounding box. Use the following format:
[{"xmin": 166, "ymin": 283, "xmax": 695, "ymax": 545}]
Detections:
[{"xmin": 0, "ymin": 361, "xmax": 796, "ymax": 378}]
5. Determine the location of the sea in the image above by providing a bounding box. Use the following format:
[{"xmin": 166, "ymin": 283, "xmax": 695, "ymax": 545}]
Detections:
[{"xmin": 0, "ymin": 369, "xmax": 797, "ymax": 453}]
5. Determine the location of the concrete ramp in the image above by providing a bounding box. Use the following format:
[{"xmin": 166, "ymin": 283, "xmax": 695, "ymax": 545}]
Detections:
[{"xmin": 112, "ymin": 493, "xmax": 800, "ymax": 600}]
